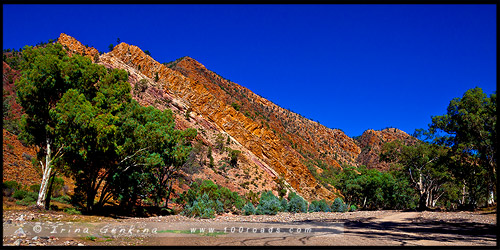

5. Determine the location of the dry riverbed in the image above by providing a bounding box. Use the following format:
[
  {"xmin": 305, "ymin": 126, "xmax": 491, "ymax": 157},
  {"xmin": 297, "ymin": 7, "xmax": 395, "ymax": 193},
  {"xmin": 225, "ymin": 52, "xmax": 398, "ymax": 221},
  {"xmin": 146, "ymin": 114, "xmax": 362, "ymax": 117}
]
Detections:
[{"xmin": 3, "ymin": 209, "xmax": 497, "ymax": 246}]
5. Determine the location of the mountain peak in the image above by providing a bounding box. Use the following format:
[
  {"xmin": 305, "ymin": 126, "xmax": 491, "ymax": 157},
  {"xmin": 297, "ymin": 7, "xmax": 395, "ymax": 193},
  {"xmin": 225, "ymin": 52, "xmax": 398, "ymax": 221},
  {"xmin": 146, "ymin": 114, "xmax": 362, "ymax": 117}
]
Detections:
[{"xmin": 57, "ymin": 33, "xmax": 99, "ymax": 62}]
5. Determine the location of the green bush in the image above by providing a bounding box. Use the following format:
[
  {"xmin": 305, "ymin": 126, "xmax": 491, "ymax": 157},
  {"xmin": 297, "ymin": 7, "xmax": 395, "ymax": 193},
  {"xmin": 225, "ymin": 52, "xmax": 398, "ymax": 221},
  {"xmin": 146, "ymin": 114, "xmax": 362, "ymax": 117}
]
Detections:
[
  {"xmin": 12, "ymin": 190, "xmax": 29, "ymax": 200},
  {"xmin": 13, "ymin": 190, "xmax": 38, "ymax": 206},
  {"xmin": 3, "ymin": 180, "xmax": 22, "ymax": 196},
  {"xmin": 177, "ymin": 179, "xmax": 245, "ymax": 217},
  {"xmin": 350, "ymin": 205, "xmax": 357, "ymax": 212},
  {"xmin": 50, "ymin": 177, "xmax": 65, "ymax": 197},
  {"xmin": 331, "ymin": 197, "xmax": 348, "ymax": 212},
  {"xmin": 29, "ymin": 184, "xmax": 41, "ymax": 193},
  {"xmin": 280, "ymin": 198, "xmax": 288, "ymax": 212},
  {"xmin": 52, "ymin": 195, "xmax": 71, "ymax": 204},
  {"xmin": 135, "ymin": 79, "xmax": 148, "ymax": 93},
  {"xmin": 309, "ymin": 199, "xmax": 331, "ymax": 212},
  {"xmin": 308, "ymin": 202, "xmax": 317, "ymax": 212},
  {"xmin": 64, "ymin": 207, "xmax": 82, "ymax": 215},
  {"xmin": 286, "ymin": 192, "xmax": 308, "ymax": 213},
  {"xmin": 242, "ymin": 202, "xmax": 256, "ymax": 215},
  {"xmin": 256, "ymin": 191, "xmax": 282, "ymax": 215},
  {"xmin": 16, "ymin": 198, "xmax": 36, "ymax": 206},
  {"xmin": 182, "ymin": 193, "xmax": 217, "ymax": 218}
]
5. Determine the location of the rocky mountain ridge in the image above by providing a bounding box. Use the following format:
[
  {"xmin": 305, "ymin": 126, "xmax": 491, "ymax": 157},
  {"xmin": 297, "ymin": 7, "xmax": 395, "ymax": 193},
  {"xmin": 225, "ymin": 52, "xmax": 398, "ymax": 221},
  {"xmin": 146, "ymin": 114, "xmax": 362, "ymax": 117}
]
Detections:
[{"xmin": 2, "ymin": 33, "xmax": 416, "ymax": 203}]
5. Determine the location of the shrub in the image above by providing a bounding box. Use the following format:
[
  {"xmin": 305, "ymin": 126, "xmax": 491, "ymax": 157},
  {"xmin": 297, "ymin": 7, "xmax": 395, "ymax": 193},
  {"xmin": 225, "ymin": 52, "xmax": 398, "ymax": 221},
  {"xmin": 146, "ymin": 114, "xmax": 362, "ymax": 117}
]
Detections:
[
  {"xmin": 12, "ymin": 190, "xmax": 29, "ymax": 200},
  {"xmin": 308, "ymin": 202, "xmax": 318, "ymax": 212},
  {"xmin": 309, "ymin": 199, "xmax": 331, "ymax": 212},
  {"xmin": 13, "ymin": 190, "xmax": 38, "ymax": 206},
  {"xmin": 242, "ymin": 202, "xmax": 256, "ymax": 215},
  {"xmin": 177, "ymin": 179, "xmax": 245, "ymax": 216},
  {"xmin": 317, "ymin": 199, "xmax": 331, "ymax": 212},
  {"xmin": 64, "ymin": 207, "xmax": 82, "ymax": 215},
  {"xmin": 229, "ymin": 149, "xmax": 241, "ymax": 167},
  {"xmin": 29, "ymin": 184, "xmax": 41, "ymax": 193},
  {"xmin": 280, "ymin": 198, "xmax": 288, "ymax": 212},
  {"xmin": 231, "ymin": 102, "xmax": 240, "ymax": 111},
  {"xmin": 350, "ymin": 205, "xmax": 357, "ymax": 212},
  {"xmin": 52, "ymin": 195, "xmax": 71, "ymax": 204},
  {"xmin": 256, "ymin": 191, "xmax": 281, "ymax": 215},
  {"xmin": 3, "ymin": 180, "xmax": 22, "ymax": 196},
  {"xmin": 182, "ymin": 193, "xmax": 217, "ymax": 219},
  {"xmin": 135, "ymin": 79, "xmax": 148, "ymax": 93},
  {"xmin": 50, "ymin": 177, "xmax": 65, "ymax": 197},
  {"xmin": 287, "ymin": 192, "xmax": 308, "ymax": 213},
  {"xmin": 331, "ymin": 197, "xmax": 348, "ymax": 212}
]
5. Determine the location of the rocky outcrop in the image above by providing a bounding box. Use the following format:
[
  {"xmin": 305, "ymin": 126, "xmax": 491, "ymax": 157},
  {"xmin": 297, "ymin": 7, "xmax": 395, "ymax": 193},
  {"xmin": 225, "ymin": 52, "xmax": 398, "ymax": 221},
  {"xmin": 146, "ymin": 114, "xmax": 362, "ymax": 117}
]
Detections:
[
  {"xmin": 57, "ymin": 33, "xmax": 99, "ymax": 62},
  {"xmin": 355, "ymin": 128, "xmax": 417, "ymax": 171}
]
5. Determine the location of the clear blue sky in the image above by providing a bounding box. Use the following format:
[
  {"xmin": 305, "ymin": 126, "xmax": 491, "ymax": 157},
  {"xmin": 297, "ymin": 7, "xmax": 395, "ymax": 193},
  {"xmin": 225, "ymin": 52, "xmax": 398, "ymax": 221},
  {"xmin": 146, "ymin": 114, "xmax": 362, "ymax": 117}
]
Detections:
[{"xmin": 2, "ymin": 4, "xmax": 496, "ymax": 137}]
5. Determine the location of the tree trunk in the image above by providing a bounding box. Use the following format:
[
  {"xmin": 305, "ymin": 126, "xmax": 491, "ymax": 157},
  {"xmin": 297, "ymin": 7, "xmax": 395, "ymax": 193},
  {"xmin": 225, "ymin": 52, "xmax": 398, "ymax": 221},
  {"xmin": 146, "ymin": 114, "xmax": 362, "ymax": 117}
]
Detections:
[
  {"xmin": 418, "ymin": 191, "xmax": 428, "ymax": 211},
  {"xmin": 487, "ymin": 190, "xmax": 495, "ymax": 206},
  {"xmin": 36, "ymin": 140, "xmax": 52, "ymax": 208},
  {"xmin": 44, "ymin": 173, "xmax": 56, "ymax": 210}
]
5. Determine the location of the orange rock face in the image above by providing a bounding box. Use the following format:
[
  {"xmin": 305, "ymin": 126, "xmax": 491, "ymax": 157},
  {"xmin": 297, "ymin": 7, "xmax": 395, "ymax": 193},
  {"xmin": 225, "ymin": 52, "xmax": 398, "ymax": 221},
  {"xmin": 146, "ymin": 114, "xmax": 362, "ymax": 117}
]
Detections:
[
  {"xmin": 57, "ymin": 33, "xmax": 99, "ymax": 62},
  {"xmin": 99, "ymin": 42, "xmax": 339, "ymax": 201}
]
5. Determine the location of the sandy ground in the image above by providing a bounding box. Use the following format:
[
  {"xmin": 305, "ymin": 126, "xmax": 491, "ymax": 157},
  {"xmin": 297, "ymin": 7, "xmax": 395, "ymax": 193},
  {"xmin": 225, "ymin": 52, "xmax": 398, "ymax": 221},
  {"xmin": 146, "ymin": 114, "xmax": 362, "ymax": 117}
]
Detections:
[{"xmin": 3, "ymin": 209, "xmax": 497, "ymax": 246}]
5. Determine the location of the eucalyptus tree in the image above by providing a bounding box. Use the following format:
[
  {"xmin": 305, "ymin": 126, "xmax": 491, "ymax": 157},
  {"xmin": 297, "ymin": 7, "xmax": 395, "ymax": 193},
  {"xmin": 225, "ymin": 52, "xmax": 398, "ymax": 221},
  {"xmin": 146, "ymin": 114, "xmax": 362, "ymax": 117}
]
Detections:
[
  {"xmin": 16, "ymin": 43, "xmax": 107, "ymax": 208},
  {"xmin": 427, "ymin": 87, "xmax": 496, "ymax": 207},
  {"xmin": 381, "ymin": 140, "xmax": 450, "ymax": 210}
]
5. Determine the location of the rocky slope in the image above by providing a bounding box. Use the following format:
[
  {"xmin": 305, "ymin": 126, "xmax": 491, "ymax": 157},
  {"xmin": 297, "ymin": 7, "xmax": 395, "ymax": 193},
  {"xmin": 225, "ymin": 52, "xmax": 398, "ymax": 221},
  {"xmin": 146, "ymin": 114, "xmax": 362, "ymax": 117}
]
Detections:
[
  {"xmin": 354, "ymin": 128, "xmax": 418, "ymax": 171},
  {"xmin": 2, "ymin": 33, "xmax": 416, "ymax": 204},
  {"xmin": 58, "ymin": 33, "xmax": 344, "ymax": 201}
]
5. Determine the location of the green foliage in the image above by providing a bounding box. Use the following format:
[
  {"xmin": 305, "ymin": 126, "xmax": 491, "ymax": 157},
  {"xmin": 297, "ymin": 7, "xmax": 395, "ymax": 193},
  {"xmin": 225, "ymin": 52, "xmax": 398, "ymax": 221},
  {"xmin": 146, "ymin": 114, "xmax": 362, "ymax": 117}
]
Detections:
[
  {"xmin": 215, "ymin": 134, "xmax": 225, "ymax": 151},
  {"xmin": 182, "ymin": 193, "xmax": 217, "ymax": 219},
  {"xmin": 207, "ymin": 147, "xmax": 215, "ymax": 168},
  {"xmin": 12, "ymin": 190, "xmax": 29, "ymax": 200},
  {"xmin": 29, "ymin": 184, "xmax": 41, "ymax": 193},
  {"xmin": 255, "ymin": 191, "xmax": 282, "ymax": 215},
  {"xmin": 242, "ymin": 202, "xmax": 256, "ymax": 215},
  {"xmin": 331, "ymin": 197, "xmax": 348, "ymax": 212},
  {"xmin": 134, "ymin": 79, "xmax": 148, "ymax": 93},
  {"xmin": 13, "ymin": 190, "xmax": 38, "ymax": 206},
  {"xmin": 144, "ymin": 50, "xmax": 151, "ymax": 56},
  {"xmin": 3, "ymin": 180, "xmax": 22, "ymax": 196},
  {"xmin": 177, "ymin": 179, "xmax": 244, "ymax": 216},
  {"xmin": 381, "ymin": 140, "xmax": 451, "ymax": 210},
  {"xmin": 228, "ymin": 149, "xmax": 241, "ymax": 167},
  {"xmin": 286, "ymin": 192, "xmax": 308, "ymax": 213},
  {"xmin": 52, "ymin": 195, "xmax": 71, "ymax": 204},
  {"xmin": 308, "ymin": 199, "xmax": 331, "ymax": 212},
  {"xmin": 64, "ymin": 207, "xmax": 82, "ymax": 215},
  {"xmin": 231, "ymin": 102, "xmax": 240, "ymax": 111},
  {"xmin": 424, "ymin": 87, "xmax": 496, "ymax": 208},
  {"xmin": 108, "ymin": 44, "xmax": 114, "ymax": 52},
  {"xmin": 280, "ymin": 198, "xmax": 288, "ymax": 212},
  {"xmin": 275, "ymin": 175, "xmax": 287, "ymax": 199},
  {"xmin": 350, "ymin": 205, "xmax": 357, "ymax": 212},
  {"xmin": 16, "ymin": 43, "xmax": 195, "ymax": 213},
  {"xmin": 244, "ymin": 190, "xmax": 260, "ymax": 205}
]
